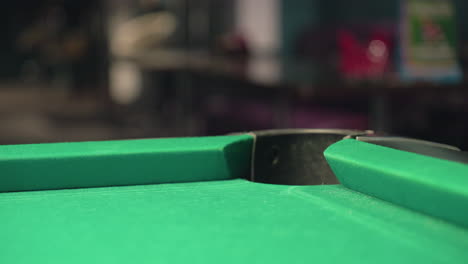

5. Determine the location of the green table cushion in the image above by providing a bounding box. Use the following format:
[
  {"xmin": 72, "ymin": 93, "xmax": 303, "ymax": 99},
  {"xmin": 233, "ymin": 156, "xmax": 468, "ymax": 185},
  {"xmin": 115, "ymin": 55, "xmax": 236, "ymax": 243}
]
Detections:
[
  {"xmin": 1, "ymin": 179, "xmax": 467, "ymax": 264},
  {"xmin": 325, "ymin": 139, "xmax": 468, "ymax": 228},
  {"xmin": 0, "ymin": 135, "xmax": 253, "ymax": 192}
]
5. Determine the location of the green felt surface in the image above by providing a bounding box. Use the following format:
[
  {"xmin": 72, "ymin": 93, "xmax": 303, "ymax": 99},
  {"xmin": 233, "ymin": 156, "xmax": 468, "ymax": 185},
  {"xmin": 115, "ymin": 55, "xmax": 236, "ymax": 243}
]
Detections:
[
  {"xmin": 0, "ymin": 135, "xmax": 253, "ymax": 192},
  {"xmin": 325, "ymin": 139, "xmax": 468, "ymax": 228},
  {"xmin": 1, "ymin": 179, "xmax": 468, "ymax": 264}
]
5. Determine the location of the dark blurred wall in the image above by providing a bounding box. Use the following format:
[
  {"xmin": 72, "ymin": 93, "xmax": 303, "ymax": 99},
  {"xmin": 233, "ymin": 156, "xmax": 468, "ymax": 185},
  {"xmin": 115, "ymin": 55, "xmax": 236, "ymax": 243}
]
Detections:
[
  {"xmin": 281, "ymin": 0, "xmax": 319, "ymax": 57},
  {"xmin": 0, "ymin": 0, "xmax": 107, "ymax": 92}
]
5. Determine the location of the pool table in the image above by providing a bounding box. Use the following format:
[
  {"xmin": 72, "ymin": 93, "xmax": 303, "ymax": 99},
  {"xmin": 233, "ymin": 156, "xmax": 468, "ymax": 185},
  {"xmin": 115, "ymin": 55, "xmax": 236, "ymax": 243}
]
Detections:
[{"xmin": 1, "ymin": 129, "xmax": 468, "ymax": 263}]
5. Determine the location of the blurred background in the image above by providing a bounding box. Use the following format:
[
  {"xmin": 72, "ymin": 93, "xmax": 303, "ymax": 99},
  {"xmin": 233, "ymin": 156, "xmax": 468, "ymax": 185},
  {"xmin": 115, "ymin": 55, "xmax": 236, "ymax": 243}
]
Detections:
[{"xmin": 0, "ymin": 0, "xmax": 467, "ymax": 148}]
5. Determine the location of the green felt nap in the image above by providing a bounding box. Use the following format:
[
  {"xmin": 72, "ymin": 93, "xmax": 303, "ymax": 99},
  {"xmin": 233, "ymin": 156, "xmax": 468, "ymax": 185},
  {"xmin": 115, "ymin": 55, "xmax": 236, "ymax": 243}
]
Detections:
[
  {"xmin": 1, "ymin": 179, "xmax": 467, "ymax": 264},
  {"xmin": 324, "ymin": 139, "xmax": 468, "ymax": 228},
  {"xmin": 0, "ymin": 135, "xmax": 253, "ymax": 192}
]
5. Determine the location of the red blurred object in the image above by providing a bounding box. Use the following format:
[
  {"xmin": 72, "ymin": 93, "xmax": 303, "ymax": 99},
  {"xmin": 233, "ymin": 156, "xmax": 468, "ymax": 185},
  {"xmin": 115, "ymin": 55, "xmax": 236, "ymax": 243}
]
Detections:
[
  {"xmin": 218, "ymin": 33, "xmax": 250, "ymax": 58},
  {"xmin": 337, "ymin": 28, "xmax": 393, "ymax": 79}
]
